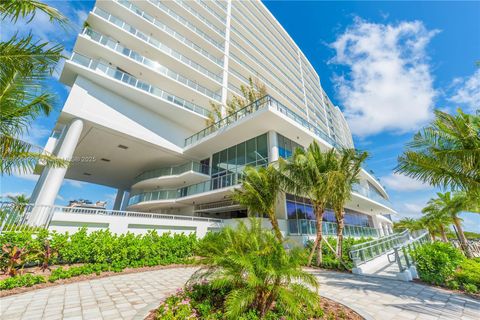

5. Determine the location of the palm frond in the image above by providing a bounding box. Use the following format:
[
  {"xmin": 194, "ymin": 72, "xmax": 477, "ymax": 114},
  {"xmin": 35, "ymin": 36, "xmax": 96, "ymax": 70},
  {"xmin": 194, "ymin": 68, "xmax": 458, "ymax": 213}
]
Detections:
[{"xmin": 0, "ymin": 0, "xmax": 67, "ymax": 25}]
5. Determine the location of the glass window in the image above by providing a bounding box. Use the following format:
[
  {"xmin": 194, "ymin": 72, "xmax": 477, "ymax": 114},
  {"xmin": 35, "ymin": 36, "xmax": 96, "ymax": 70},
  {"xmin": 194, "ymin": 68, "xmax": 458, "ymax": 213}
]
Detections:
[
  {"xmin": 305, "ymin": 204, "xmax": 315, "ymax": 220},
  {"xmin": 218, "ymin": 149, "xmax": 227, "ymax": 173},
  {"xmin": 227, "ymin": 146, "xmax": 236, "ymax": 173},
  {"xmin": 286, "ymin": 201, "xmax": 297, "ymax": 219},
  {"xmin": 237, "ymin": 142, "xmax": 246, "ymax": 165},
  {"xmin": 256, "ymin": 134, "xmax": 268, "ymax": 161},
  {"xmin": 246, "ymin": 138, "xmax": 256, "ymax": 164},
  {"xmin": 212, "ymin": 153, "xmax": 219, "ymax": 175}
]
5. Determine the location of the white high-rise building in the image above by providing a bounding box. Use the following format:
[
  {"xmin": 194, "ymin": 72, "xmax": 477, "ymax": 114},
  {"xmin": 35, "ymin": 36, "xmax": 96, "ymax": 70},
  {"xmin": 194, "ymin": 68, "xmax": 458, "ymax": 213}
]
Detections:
[{"xmin": 31, "ymin": 0, "xmax": 395, "ymax": 239}]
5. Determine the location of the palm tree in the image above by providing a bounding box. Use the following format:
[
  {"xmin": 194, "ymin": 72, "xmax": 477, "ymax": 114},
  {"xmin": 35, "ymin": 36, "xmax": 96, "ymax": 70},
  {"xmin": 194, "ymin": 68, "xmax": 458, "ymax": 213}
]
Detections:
[
  {"xmin": 328, "ymin": 149, "xmax": 368, "ymax": 259},
  {"xmin": 193, "ymin": 219, "xmax": 321, "ymax": 319},
  {"xmin": 422, "ymin": 200, "xmax": 452, "ymax": 242},
  {"xmin": 280, "ymin": 142, "xmax": 338, "ymax": 266},
  {"xmin": 232, "ymin": 165, "xmax": 283, "ymax": 241},
  {"xmin": 206, "ymin": 77, "xmax": 267, "ymax": 126},
  {"xmin": 396, "ymin": 109, "xmax": 480, "ymax": 198},
  {"xmin": 434, "ymin": 192, "xmax": 474, "ymax": 258},
  {"xmin": 393, "ymin": 217, "xmax": 424, "ymax": 233},
  {"xmin": 0, "ymin": 1, "xmax": 69, "ymax": 175}
]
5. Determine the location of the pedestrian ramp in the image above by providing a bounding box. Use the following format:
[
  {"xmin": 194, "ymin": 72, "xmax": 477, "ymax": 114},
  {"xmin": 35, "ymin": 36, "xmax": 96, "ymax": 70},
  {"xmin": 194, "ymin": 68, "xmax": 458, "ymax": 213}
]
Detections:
[{"xmin": 349, "ymin": 230, "xmax": 430, "ymax": 281}]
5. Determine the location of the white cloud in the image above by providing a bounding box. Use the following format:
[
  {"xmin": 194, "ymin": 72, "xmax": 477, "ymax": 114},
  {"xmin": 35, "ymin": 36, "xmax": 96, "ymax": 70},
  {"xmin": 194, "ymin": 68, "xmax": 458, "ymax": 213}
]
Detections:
[
  {"xmin": 21, "ymin": 122, "xmax": 51, "ymax": 147},
  {"xmin": 56, "ymin": 194, "xmax": 65, "ymax": 201},
  {"xmin": 330, "ymin": 18, "xmax": 438, "ymax": 137},
  {"xmin": 13, "ymin": 172, "xmax": 39, "ymax": 182},
  {"xmin": 381, "ymin": 173, "xmax": 432, "ymax": 192},
  {"xmin": 0, "ymin": 192, "xmax": 24, "ymax": 200},
  {"xmin": 64, "ymin": 179, "xmax": 86, "ymax": 188},
  {"xmin": 450, "ymin": 69, "xmax": 480, "ymax": 113}
]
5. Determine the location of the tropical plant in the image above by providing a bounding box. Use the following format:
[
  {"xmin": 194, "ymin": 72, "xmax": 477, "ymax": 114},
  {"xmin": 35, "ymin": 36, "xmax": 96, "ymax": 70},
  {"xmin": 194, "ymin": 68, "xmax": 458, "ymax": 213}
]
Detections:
[
  {"xmin": 422, "ymin": 200, "xmax": 452, "ymax": 242},
  {"xmin": 393, "ymin": 217, "xmax": 424, "ymax": 233},
  {"xmin": 396, "ymin": 109, "xmax": 480, "ymax": 198},
  {"xmin": 192, "ymin": 220, "xmax": 321, "ymax": 319},
  {"xmin": 232, "ymin": 165, "xmax": 283, "ymax": 241},
  {"xmin": 0, "ymin": 1, "xmax": 69, "ymax": 175},
  {"xmin": 206, "ymin": 77, "xmax": 267, "ymax": 126},
  {"xmin": 328, "ymin": 149, "xmax": 368, "ymax": 259},
  {"xmin": 1, "ymin": 243, "xmax": 30, "ymax": 276},
  {"xmin": 427, "ymin": 191, "xmax": 478, "ymax": 258},
  {"xmin": 280, "ymin": 142, "xmax": 338, "ymax": 266}
]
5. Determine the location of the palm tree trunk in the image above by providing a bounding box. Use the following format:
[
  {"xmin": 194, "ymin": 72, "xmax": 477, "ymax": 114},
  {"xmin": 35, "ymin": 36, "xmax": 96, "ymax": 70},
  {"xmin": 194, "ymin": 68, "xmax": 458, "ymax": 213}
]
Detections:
[
  {"xmin": 453, "ymin": 216, "xmax": 472, "ymax": 258},
  {"xmin": 439, "ymin": 225, "xmax": 448, "ymax": 242},
  {"xmin": 307, "ymin": 205, "xmax": 324, "ymax": 267},
  {"xmin": 268, "ymin": 209, "xmax": 283, "ymax": 242},
  {"xmin": 315, "ymin": 208, "xmax": 324, "ymax": 267},
  {"xmin": 336, "ymin": 210, "xmax": 345, "ymax": 260}
]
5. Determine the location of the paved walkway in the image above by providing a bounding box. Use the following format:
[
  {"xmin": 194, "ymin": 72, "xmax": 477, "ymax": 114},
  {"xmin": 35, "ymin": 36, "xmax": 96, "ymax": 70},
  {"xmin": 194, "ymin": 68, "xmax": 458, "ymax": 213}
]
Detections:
[
  {"xmin": 310, "ymin": 269, "xmax": 480, "ymax": 320},
  {"xmin": 0, "ymin": 267, "xmax": 478, "ymax": 320}
]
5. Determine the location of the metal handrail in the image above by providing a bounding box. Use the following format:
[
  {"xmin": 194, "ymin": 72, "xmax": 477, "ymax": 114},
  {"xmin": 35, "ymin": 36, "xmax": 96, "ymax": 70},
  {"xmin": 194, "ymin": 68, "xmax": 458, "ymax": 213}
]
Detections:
[
  {"xmin": 349, "ymin": 230, "xmax": 410, "ymax": 267},
  {"xmin": 391, "ymin": 231, "xmax": 430, "ymax": 272}
]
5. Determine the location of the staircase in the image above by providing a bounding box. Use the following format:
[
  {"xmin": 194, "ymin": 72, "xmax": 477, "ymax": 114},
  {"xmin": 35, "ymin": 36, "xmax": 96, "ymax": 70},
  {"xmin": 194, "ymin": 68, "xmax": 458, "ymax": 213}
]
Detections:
[{"xmin": 349, "ymin": 230, "xmax": 430, "ymax": 281}]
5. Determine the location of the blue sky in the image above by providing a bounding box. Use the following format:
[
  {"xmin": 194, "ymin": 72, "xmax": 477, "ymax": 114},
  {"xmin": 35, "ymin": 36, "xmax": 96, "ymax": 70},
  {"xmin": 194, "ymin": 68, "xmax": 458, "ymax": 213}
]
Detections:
[{"xmin": 1, "ymin": 0, "xmax": 479, "ymax": 232}]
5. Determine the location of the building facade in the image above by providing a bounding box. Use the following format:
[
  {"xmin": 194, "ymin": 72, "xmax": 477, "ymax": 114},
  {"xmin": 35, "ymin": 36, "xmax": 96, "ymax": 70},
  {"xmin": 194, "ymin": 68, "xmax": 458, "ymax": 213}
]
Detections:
[{"xmin": 31, "ymin": 0, "xmax": 395, "ymax": 239}]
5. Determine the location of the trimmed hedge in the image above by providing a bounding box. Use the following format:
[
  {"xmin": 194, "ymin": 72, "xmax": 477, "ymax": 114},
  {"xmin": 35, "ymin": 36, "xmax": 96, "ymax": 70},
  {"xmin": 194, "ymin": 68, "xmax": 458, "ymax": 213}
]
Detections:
[{"xmin": 0, "ymin": 228, "xmax": 197, "ymax": 290}]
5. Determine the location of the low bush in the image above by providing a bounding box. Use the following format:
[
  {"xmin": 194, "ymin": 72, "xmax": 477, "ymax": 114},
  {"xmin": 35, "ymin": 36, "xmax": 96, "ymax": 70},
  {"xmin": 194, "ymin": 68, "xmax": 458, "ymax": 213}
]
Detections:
[
  {"xmin": 48, "ymin": 264, "xmax": 112, "ymax": 282},
  {"xmin": 0, "ymin": 274, "xmax": 46, "ymax": 290},
  {"xmin": 410, "ymin": 242, "xmax": 464, "ymax": 285},
  {"xmin": 454, "ymin": 259, "xmax": 480, "ymax": 289},
  {"xmin": 463, "ymin": 283, "xmax": 478, "ymax": 294},
  {"xmin": 0, "ymin": 228, "xmax": 197, "ymax": 274}
]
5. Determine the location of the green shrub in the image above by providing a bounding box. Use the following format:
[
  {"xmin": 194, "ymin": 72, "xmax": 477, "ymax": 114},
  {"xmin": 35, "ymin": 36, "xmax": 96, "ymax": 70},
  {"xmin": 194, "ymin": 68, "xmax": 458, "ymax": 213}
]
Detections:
[
  {"xmin": 454, "ymin": 259, "xmax": 480, "ymax": 288},
  {"xmin": 410, "ymin": 242, "xmax": 464, "ymax": 285},
  {"xmin": 48, "ymin": 264, "xmax": 111, "ymax": 282},
  {"xmin": 446, "ymin": 280, "xmax": 460, "ymax": 290},
  {"xmin": 0, "ymin": 274, "xmax": 46, "ymax": 290},
  {"xmin": 463, "ymin": 283, "xmax": 478, "ymax": 294}
]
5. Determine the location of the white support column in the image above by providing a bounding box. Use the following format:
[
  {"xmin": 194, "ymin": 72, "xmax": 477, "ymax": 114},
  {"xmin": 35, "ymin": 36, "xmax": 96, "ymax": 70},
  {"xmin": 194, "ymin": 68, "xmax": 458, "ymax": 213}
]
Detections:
[
  {"xmin": 120, "ymin": 190, "xmax": 130, "ymax": 211},
  {"xmin": 268, "ymin": 131, "xmax": 279, "ymax": 163},
  {"xmin": 30, "ymin": 118, "xmax": 84, "ymax": 225},
  {"xmin": 113, "ymin": 188, "xmax": 125, "ymax": 211}
]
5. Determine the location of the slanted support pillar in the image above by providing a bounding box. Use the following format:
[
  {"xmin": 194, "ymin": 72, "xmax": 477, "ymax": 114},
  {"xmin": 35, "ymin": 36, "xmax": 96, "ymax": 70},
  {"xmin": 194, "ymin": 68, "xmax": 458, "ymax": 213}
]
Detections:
[
  {"xmin": 113, "ymin": 189, "xmax": 125, "ymax": 211},
  {"xmin": 268, "ymin": 131, "xmax": 279, "ymax": 163},
  {"xmin": 30, "ymin": 118, "xmax": 84, "ymax": 225}
]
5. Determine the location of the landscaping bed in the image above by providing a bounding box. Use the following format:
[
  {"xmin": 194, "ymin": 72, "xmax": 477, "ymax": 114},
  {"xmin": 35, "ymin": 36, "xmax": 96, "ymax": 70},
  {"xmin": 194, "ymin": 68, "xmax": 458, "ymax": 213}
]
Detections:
[{"xmin": 145, "ymin": 283, "xmax": 364, "ymax": 320}]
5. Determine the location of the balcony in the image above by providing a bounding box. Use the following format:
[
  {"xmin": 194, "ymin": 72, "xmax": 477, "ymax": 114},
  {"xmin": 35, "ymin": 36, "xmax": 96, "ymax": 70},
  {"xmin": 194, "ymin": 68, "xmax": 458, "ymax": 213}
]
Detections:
[
  {"xmin": 91, "ymin": 7, "xmax": 223, "ymax": 82},
  {"xmin": 132, "ymin": 162, "xmax": 210, "ymax": 188},
  {"xmin": 128, "ymin": 171, "xmax": 242, "ymax": 207},
  {"xmin": 184, "ymin": 95, "xmax": 338, "ymax": 148},
  {"xmin": 81, "ymin": 27, "xmax": 221, "ymax": 101},
  {"xmin": 352, "ymin": 183, "xmax": 391, "ymax": 207},
  {"xmin": 288, "ymin": 219, "xmax": 378, "ymax": 238},
  {"xmin": 69, "ymin": 52, "xmax": 209, "ymax": 118}
]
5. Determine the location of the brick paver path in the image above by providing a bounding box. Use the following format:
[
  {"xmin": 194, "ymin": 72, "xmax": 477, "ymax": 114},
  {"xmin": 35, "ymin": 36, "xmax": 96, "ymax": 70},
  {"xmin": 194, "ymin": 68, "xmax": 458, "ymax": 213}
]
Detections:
[
  {"xmin": 310, "ymin": 269, "xmax": 480, "ymax": 320},
  {"xmin": 0, "ymin": 267, "xmax": 478, "ymax": 320}
]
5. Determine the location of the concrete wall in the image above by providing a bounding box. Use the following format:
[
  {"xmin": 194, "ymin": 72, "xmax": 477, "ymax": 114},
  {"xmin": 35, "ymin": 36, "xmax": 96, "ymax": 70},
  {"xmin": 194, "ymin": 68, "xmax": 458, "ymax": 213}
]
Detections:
[{"xmin": 47, "ymin": 210, "xmax": 222, "ymax": 238}]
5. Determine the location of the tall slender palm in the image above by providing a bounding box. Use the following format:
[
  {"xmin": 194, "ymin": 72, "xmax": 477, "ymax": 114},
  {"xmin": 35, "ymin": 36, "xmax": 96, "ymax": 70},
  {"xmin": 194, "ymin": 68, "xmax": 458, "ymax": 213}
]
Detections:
[
  {"xmin": 396, "ymin": 109, "xmax": 480, "ymax": 198},
  {"xmin": 280, "ymin": 142, "xmax": 338, "ymax": 266},
  {"xmin": 434, "ymin": 192, "xmax": 474, "ymax": 258},
  {"xmin": 232, "ymin": 165, "xmax": 283, "ymax": 241},
  {"xmin": 422, "ymin": 200, "xmax": 452, "ymax": 242},
  {"xmin": 393, "ymin": 217, "xmax": 424, "ymax": 233},
  {"xmin": 0, "ymin": 1, "xmax": 68, "ymax": 175},
  {"xmin": 328, "ymin": 149, "xmax": 368, "ymax": 259}
]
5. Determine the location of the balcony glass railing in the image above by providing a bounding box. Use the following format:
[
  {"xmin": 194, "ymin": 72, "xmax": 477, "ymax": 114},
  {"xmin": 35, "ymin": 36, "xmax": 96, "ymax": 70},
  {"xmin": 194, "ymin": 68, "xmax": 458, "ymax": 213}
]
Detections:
[
  {"xmin": 172, "ymin": 0, "xmax": 225, "ymax": 36},
  {"xmin": 195, "ymin": 0, "xmax": 226, "ymax": 24},
  {"xmin": 128, "ymin": 171, "xmax": 243, "ymax": 206},
  {"xmin": 133, "ymin": 162, "xmax": 210, "ymax": 185},
  {"xmin": 184, "ymin": 95, "xmax": 338, "ymax": 148},
  {"xmin": 70, "ymin": 52, "xmax": 209, "ymax": 117},
  {"xmin": 92, "ymin": 7, "xmax": 222, "ymax": 82},
  {"xmin": 143, "ymin": 0, "xmax": 224, "ymax": 50},
  {"xmin": 108, "ymin": 2, "xmax": 223, "ymax": 65},
  {"xmin": 288, "ymin": 219, "xmax": 378, "ymax": 238},
  {"xmin": 82, "ymin": 28, "xmax": 221, "ymax": 101},
  {"xmin": 352, "ymin": 183, "xmax": 390, "ymax": 207}
]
